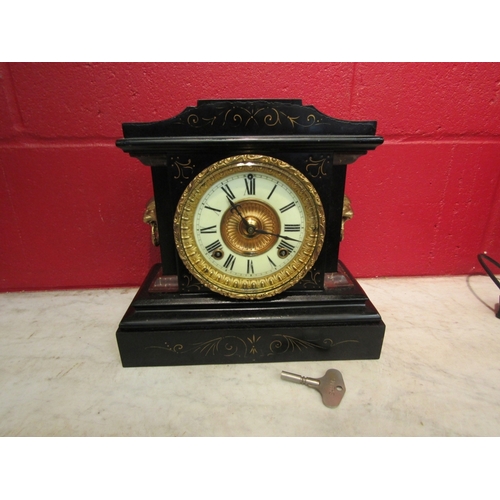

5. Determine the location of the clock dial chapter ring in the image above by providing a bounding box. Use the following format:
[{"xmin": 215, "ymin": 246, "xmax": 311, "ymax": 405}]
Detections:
[{"xmin": 221, "ymin": 199, "xmax": 280, "ymax": 256}]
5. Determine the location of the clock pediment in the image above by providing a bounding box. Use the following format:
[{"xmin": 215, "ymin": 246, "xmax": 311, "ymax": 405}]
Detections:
[{"xmin": 121, "ymin": 99, "xmax": 378, "ymax": 138}]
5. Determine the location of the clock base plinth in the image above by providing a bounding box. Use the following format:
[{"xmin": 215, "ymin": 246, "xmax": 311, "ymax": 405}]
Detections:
[{"xmin": 116, "ymin": 264, "xmax": 385, "ymax": 367}]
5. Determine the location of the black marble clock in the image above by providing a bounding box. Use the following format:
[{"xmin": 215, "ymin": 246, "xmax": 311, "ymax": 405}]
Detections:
[{"xmin": 115, "ymin": 99, "xmax": 385, "ymax": 367}]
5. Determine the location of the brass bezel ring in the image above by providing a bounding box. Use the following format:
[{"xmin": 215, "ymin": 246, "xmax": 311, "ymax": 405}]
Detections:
[{"xmin": 173, "ymin": 155, "xmax": 326, "ymax": 300}]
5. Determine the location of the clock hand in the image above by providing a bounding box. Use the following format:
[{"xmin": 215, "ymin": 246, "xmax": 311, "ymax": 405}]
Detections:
[
  {"xmin": 227, "ymin": 197, "xmax": 301, "ymax": 242},
  {"xmin": 227, "ymin": 197, "xmax": 251, "ymax": 229},
  {"xmin": 253, "ymin": 228, "xmax": 302, "ymax": 243}
]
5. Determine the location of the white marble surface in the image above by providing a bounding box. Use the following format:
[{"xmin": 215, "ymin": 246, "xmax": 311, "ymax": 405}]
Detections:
[{"xmin": 1, "ymin": 275, "xmax": 499, "ymax": 437}]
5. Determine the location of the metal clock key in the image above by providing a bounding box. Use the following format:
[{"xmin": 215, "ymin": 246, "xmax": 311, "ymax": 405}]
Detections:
[{"xmin": 281, "ymin": 369, "xmax": 346, "ymax": 408}]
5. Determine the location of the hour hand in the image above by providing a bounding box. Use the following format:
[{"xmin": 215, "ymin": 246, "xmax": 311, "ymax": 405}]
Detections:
[
  {"xmin": 227, "ymin": 197, "xmax": 250, "ymax": 229},
  {"xmin": 227, "ymin": 197, "xmax": 239, "ymax": 212}
]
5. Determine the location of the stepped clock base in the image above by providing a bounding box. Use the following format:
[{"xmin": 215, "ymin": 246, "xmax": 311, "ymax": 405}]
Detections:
[{"xmin": 116, "ymin": 264, "xmax": 385, "ymax": 367}]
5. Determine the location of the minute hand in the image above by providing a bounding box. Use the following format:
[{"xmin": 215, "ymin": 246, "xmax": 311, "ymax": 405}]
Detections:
[
  {"xmin": 253, "ymin": 228, "xmax": 302, "ymax": 243},
  {"xmin": 227, "ymin": 197, "xmax": 251, "ymax": 230}
]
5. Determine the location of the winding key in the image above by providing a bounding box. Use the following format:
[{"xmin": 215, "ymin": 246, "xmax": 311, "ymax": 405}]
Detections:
[{"xmin": 281, "ymin": 369, "xmax": 346, "ymax": 408}]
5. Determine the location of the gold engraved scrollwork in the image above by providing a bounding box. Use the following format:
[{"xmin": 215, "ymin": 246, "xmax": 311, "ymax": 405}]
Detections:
[
  {"xmin": 223, "ymin": 109, "xmax": 244, "ymax": 126},
  {"xmin": 181, "ymin": 274, "xmax": 203, "ymax": 291},
  {"xmin": 222, "ymin": 106, "xmax": 281, "ymax": 127},
  {"xmin": 268, "ymin": 335, "xmax": 360, "ymax": 355},
  {"xmin": 187, "ymin": 113, "xmax": 217, "ymax": 127},
  {"xmin": 262, "ymin": 108, "xmax": 280, "ymax": 126},
  {"xmin": 286, "ymin": 113, "xmax": 319, "ymax": 128},
  {"xmin": 322, "ymin": 338, "xmax": 359, "ymax": 348},
  {"xmin": 248, "ymin": 334, "xmax": 261, "ymax": 355},
  {"xmin": 190, "ymin": 336, "xmax": 248, "ymax": 357},
  {"xmin": 183, "ymin": 105, "xmax": 324, "ymax": 131},
  {"xmin": 306, "ymin": 156, "xmax": 327, "ymax": 178},
  {"xmin": 172, "ymin": 158, "xmax": 194, "ymax": 180},
  {"xmin": 299, "ymin": 269, "xmax": 321, "ymax": 288},
  {"xmin": 145, "ymin": 342, "xmax": 184, "ymax": 354},
  {"xmin": 145, "ymin": 334, "xmax": 360, "ymax": 359},
  {"xmin": 146, "ymin": 336, "xmax": 248, "ymax": 357},
  {"xmin": 268, "ymin": 334, "xmax": 329, "ymax": 355}
]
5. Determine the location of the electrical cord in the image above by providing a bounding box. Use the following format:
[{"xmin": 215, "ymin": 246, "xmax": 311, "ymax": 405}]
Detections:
[{"xmin": 477, "ymin": 253, "xmax": 500, "ymax": 318}]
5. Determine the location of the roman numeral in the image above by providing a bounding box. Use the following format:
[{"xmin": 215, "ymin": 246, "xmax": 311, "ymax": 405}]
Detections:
[
  {"xmin": 200, "ymin": 225, "xmax": 217, "ymax": 234},
  {"xmin": 244, "ymin": 175, "xmax": 256, "ymax": 195},
  {"xmin": 278, "ymin": 240, "xmax": 295, "ymax": 253},
  {"xmin": 267, "ymin": 184, "xmax": 277, "ymax": 200},
  {"xmin": 221, "ymin": 184, "xmax": 235, "ymax": 200},
  {"xmin": 204, "ymin": 205, "xmax": 221, "ymax": 213},
  {"xmin": 247, "ymin": 259, "xmax": 254, "ymax": 274},
  {"xmin": 205, "ymin": 240, "xmax": 222, "ymax": 253},
  {"xmin": 223, "ymin": 254, "xmax": 236, "ymax": 270},
  {"xmin": 280, "ymin": 201, "xmax": 296, "ymax": 213},
  {"xmin": 267, "ymin": 256, "xmax": 277, "ymax": 268},
  {"xmin": 284, "ymin": 224, "xmax": 301, "ymax": 232}
]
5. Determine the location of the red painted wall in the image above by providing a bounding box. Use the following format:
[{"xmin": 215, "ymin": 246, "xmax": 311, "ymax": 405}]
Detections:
[{"xmin": 1, "ymin": 63, "xmax": 499, "ymax": 291}]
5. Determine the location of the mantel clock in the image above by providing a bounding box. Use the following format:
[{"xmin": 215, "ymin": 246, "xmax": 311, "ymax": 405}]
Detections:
[{"xmin": 115, "ymin": 99, "xmax": 385, "ymax": 367}]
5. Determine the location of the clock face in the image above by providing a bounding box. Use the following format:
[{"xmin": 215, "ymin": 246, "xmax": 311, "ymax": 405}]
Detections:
[{"xmin": 173, "ymin": 155, "xmax": 325, "ymax": 299}]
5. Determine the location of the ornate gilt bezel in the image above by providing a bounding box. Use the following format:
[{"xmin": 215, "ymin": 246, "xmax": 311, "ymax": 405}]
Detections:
[{"xmin": 173, "ymin": 155, "xmax": 326, "ymax": 300}]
